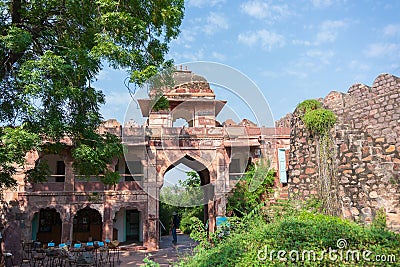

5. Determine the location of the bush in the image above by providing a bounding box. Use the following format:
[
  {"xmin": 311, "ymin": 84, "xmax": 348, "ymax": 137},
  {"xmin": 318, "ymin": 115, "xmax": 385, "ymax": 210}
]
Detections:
[
  {"xmin": 179, "ymin": 204, "xmax": 400, "ymax": 266},
  {"xmin": 227, "ymin": 160, "xmax": 275, "ymax": 217}
]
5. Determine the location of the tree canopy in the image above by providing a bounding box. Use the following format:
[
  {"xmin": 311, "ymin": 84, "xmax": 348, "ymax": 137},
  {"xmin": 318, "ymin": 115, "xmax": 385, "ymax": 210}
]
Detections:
[{"xmin": 0, "ymin": 0, "xmax": 184, "ymax": 189}]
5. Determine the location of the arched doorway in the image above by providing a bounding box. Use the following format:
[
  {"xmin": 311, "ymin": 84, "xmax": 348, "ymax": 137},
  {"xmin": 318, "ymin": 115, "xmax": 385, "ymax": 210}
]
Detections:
[
  {"xmin": 161, "ymin": 155, "xmax": 212, "ymax": 230},
  {"xmin": 113, "ymin": 207, "xmax": 143, "ymax": 243},
  {"xmin": 73, "ymin": 207, "xmax": 102, "ymax": 242},
  {"xmin": 34, "ymin": 208, "xmax": 62, "ymax": 244}
]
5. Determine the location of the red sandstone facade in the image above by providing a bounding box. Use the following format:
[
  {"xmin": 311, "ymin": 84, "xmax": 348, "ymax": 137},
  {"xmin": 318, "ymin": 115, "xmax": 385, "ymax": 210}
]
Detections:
[{"xmin": 1, "ymin": 70, "xmax": 290, "ymax": 258}]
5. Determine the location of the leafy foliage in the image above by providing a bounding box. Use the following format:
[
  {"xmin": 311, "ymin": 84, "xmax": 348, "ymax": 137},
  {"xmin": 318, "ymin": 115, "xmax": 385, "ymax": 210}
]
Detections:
[
  {"xmin": 296, "ymin": 99, "xmax": 322, "ymax": 114},
  {"xmin": 227, "ymin": 160, "xmax": 275, "ymax": 217},
  {"xmin": 0, "ymin": 127, "xmax": 41, "ymax": 189},
  {"xmin": 0, "ymin": 0, "xmax": 184, "ymax": 188},
  {"xmin": 152, "ymin": 95, "xmax": 170, "ymax": 112},
  {"xmin": 296, "ymin": 99, "xmax": 336, "ymax": 135},
  {"xmin": 296, "ymin": 99, "xmax": 338, "ymax": 215},
  {"xmin": 302, "ymin": 109, "xmax": 337, "ymax": 135},
  {"xmin": 159, "ymin": 171, "xmax": 204, "ymax": 235},
  {"xmin": 180, "ymin": 203, "xmax": 400, "ymax": 266}
]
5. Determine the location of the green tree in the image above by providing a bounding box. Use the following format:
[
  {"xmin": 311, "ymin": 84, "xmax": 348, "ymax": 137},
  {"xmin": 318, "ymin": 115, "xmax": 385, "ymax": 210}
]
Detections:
[
  {"xmin": 0, "ymin": 0, "xmax": 184, "ymax": 189},
  {"xmin": 159, "ymin": 170, "xmax": 204, "ymax": 234},
  {"xmin": 226, "ymin": 159, "xmax": 275, "ymax": 216}
]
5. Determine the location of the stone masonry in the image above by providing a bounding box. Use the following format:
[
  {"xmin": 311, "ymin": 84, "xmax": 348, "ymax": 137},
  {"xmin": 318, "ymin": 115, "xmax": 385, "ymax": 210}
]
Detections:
[{"xmin": 289, "ymin": 73, "xmax": 400, "ymax": 231}]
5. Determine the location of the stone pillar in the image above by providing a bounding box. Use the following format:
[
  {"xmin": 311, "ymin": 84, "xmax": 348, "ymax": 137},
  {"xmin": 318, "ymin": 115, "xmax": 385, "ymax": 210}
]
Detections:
[
  {"xmin": 61, "ymin": 222, "xmax": 71, "ymax": 243},
  {"xmin": 208, "ymin": 199, "xmax": 215, "ymax": 232},
  {"xmin": 143, "ymin": 189, "xmax": 159, "ymax": 250},
  {"xmin": 61, "ymin": 205, "xmax": 72, "ymax": 243},
  {"xmin": 103, "ymin": 203, "xmax": 113, "ymax": 241},
  {"xmin": 64, "ymin": 158, "xmax": 74, "ymax": 192},
  {"xmin": 215, "ymin": 150, "xmax": 228, "ymax": 217}
]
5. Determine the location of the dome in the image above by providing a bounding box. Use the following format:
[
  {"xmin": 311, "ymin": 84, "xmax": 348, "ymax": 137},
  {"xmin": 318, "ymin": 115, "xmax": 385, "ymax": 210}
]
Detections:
[
  {"xmin": 150, "ymin": 69, "xmax": 215, "ymax": 99},
  {"xmin": 173, "ymin": 70, "xmax": 208, "ymax": 85}
]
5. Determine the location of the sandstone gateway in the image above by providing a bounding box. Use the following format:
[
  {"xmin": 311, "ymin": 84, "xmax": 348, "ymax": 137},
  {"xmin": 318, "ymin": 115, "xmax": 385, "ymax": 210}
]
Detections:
[{"xmin": 0, "ymin": 70, "xmax": 290, "ymax": 257}]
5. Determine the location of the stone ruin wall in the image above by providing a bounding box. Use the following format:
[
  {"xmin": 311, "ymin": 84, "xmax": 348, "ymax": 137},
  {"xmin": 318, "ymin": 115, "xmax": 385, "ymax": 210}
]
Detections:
[{"xmin": 288, "ymin": 73, "xmax": 400, "ymax": 231}]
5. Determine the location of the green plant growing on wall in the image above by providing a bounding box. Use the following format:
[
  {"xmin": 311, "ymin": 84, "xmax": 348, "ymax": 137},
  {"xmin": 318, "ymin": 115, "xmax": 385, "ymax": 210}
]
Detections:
[
  {"xmin": 302, "ymin": 109, "xmax": 337, "ymax": 135},
  {"xmin": 151, "ymin": 95, "xmax": 170, "ymax": 112},
  {"xmin": 372, "ymin": 208, "xmax": 387, "ymax": 230},
  {"xmin": 226, "ymin": 159, "xmax": 275, "ymax": 217},
  {"xmin": 296, "ymin": 99, "xmax": 322, "ymax": 113},
  {"xmin": 149, "ymin": 66, "xmax": 175, "ymax": 112},
  {"xmin": 297, "ymin": 99, "xmax": 338, "ymax": 215}
]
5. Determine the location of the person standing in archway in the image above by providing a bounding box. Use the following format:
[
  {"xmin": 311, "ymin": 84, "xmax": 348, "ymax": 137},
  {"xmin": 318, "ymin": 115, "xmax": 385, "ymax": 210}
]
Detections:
[{"xmin": 171, "ymin": 212, "xmax": 179, "ymax": 244}]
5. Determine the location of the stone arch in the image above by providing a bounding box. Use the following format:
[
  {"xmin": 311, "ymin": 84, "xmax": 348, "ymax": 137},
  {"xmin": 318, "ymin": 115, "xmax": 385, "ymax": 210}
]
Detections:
[
  {"xmin": 30, "ymin": 206, "xmax": 63, "ymax": 243},
  {"xmin": 110, "ymin": 202, "xmax": 147, "ymax": 221},
  {"xmin": 110, "ymin": 202, "xmax": 147, "ymax": 242},
  {"xmin": 72, "ymin": 206, "xmax": 103, "ymax": 242},
  {"xmin": 28, "ymin": 204, "xmax": 67, "ymax": 223},
  {"xmin": 158, "ymin": 150, "xmax": 217, "ymax": 176},
  {"xmin": 166, "ymin": 155, "xmax": 210, "ymax": 185},
  {"xmin": 72, "ymin": 203, "xmax": 104, "ymax": 222}
]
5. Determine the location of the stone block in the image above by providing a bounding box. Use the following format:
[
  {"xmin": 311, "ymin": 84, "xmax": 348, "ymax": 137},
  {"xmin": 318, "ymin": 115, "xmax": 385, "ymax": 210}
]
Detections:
[
  {"xmin": 351, "ymin": 207, "xmax": 360, "ymax": 216},
  {"xmin": 385, "ymin": 145, "xmax": 395, "ymax": 153},
  {"xmin": 369, "ymin": 191, "xmax": 378, "ymax": 198}
]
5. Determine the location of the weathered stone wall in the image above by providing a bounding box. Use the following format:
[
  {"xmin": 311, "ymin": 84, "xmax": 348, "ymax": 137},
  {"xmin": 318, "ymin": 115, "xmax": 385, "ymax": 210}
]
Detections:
[{"xmin": 289, "ymin": 73, "xmax": 400, "ymax": 231}]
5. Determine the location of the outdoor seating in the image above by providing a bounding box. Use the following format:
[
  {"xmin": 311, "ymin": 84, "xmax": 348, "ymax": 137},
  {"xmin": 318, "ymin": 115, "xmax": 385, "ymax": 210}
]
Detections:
[
  {"xmin": 31, "ymin": 250, "xmax": 46, "ymax": 267},
  {"xmin": 18, "ymin": 240, "xmax": 123, "ymax": 267},
  {"xmin": 3, "ymin": 251, "xmax": 13, "ymax": 267},
  {"xmin": 20, "ymin": 241, "xmax": 33, "ymax": 267}
]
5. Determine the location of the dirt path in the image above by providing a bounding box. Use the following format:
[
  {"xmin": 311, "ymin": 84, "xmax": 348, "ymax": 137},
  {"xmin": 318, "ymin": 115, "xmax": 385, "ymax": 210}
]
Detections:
[{"xmin": 118, "ymin": 232, "xmax": 197, "ymax": 266}]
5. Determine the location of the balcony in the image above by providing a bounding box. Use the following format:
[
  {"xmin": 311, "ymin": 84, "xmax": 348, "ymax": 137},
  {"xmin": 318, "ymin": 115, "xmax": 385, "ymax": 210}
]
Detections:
[
  {"xmin": 74, "ymin": 174, "xmax": 143, "ymax": 192},
  {"xmin": 31, "ymin": 175, "xmax": 65, "ymax": 191}
]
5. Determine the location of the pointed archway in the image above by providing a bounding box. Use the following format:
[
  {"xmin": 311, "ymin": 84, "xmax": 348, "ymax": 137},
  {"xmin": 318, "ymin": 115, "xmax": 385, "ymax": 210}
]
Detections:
[
  {"xmin": 162, "ymin": 155, "xmax": 215, "ymax": 231},
  {"xmin": 35, "ymin": 208, "xmax": 62, "ymax": 244},
  {"xmin": 72, "ymin": 207, "xmax": 102, "ymax": 242}
]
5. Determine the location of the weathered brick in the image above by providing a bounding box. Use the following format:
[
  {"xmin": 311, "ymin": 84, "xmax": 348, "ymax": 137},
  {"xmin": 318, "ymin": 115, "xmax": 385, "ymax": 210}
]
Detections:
[{"xmin": 385, "ymin": 145, "xmax": 396, "ymax": 153}]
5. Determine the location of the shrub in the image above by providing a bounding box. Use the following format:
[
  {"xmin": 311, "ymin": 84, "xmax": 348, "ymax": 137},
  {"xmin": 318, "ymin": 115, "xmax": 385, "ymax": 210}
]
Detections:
[
  {"xmin": 302, "ymin": 108, "xmax": 337, "ymax": 135},
  {"xmin": 179, "ymin": 204, "xmax": 400, "ymax": 266},
  {"xmin": 296, "ymin": 99, "xmax": 322, "ymax": 114}
]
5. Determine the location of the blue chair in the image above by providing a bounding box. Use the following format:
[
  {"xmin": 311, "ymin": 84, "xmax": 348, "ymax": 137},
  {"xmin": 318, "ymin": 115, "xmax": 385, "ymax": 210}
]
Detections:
[
  {"xmin": 105, "ymin": 239, "xmax": 110, "ymax": 243},
  {"xmin": 59, "ymin": 243, "xmax": 66, "ymax": 248},
  {"xmin": 48, "ymin": 242, "xmax": 55, "ymax": 247},
  {"xmin": 98, "ymin": 241, "xmax": 105, "ymax": 247},
  {"xmin": 87, "ymin": 242, "xmax": 94, "ymax": 246},
  {"xmin": 73, "ymin": 243, "xmax": 82, "ymax": 248}
]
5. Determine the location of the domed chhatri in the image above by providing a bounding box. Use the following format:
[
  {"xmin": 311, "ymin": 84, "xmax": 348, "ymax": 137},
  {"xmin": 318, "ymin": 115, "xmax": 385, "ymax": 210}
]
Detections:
[
  {"xmin": 139, "ymin": 69, "xmax": 225, "ymax": 126},
  {"xmin": 150, "ymin": 69, "xmax": 215, "ymax": 100}
]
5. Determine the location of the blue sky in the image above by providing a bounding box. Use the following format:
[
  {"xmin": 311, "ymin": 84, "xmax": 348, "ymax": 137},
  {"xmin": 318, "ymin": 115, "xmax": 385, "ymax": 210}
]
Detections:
[{"xmin": 96, "ymin": 0, "xmax": 400, "ymax": 124}]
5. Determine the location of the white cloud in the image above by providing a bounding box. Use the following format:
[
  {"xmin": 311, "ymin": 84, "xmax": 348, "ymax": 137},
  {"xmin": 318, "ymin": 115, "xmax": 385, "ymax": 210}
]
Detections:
[
  {"xmin": 170, "ymin": 49, "xmax": 205, "ymax": 62},
  {"xmin": 348, "ymin": 60, "xmax": 371, "ymax": 72},
  {"xmin": 293, "ymin": 19, "xmax": 348, "ymax": 47},
  {"xmin": 383, "ymin": 24, "xmax": 400, "ymax": 37},
  {"xmin": 315, "ymin": 20, "xmax": 348, "ymax": 44},
  {"xmin": 364, "ymin": 43, "xmax": 399, "ymax": 58},
  {"xmin": 238, "ymin": 30, "xmax": 285, "ymax": 51},
  {"xmin": 172, "ymin": 28, "xmax": 196, "ymax": 48},
  {"xmin": 96, "ymin": 69, "xmax": 110, "ymax": 81},
  {"xmin": 203, "ymin": 12, "xmax": 229, "ymax": 35},
  {"xmin": 241, "ymin": 0, "xmax": 290, "ymax": 20},
  {"xmin": 212, "ymin": 51, "xmax": 226, "ymax": 61},
  {"xmin": 187, "ymin": 0, "xmax": 226, "ymax": 8},
  {"xmin": 292, "ymin": 39, "xmax": 312, "ymax": 46},
  {"xmin": 306, "ymin": 49, "xmax": 334, "ymax": 65},
  {"xmin": 101, "ymin": 90, "xmax": 132, "ymax": 121},
  {"xmin": 311, "ymin": 0, "xmax": 345, "ymax": 8},
  {"xmin": 311, "ymin": 0, "xmax": 335, "ymax": 8}
]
